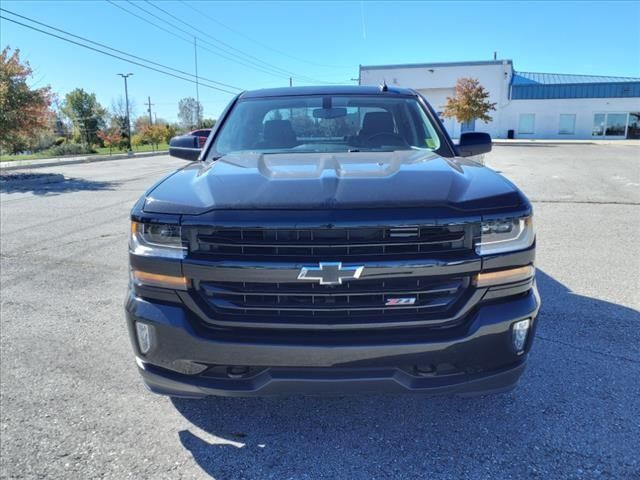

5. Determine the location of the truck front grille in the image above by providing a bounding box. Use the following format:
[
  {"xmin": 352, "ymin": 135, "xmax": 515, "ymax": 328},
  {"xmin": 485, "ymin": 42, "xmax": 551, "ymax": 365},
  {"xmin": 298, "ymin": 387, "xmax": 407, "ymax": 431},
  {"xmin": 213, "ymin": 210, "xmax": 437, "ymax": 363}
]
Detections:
[
  {"xmin": 190, "ymin": 225, "xmax": 470, "ymax": 260},
  {"xmin": 195, "ymin": 276, "xmax": 471, "ymax": 328}
]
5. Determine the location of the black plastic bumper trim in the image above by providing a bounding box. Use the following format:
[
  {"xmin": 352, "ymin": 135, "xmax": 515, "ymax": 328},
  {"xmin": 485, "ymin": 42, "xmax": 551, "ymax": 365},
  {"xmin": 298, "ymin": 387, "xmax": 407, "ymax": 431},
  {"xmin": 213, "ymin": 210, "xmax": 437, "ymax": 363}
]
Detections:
[{"xmin": 137, "ymin": 359, "xmax": 527, "ymax": 398}]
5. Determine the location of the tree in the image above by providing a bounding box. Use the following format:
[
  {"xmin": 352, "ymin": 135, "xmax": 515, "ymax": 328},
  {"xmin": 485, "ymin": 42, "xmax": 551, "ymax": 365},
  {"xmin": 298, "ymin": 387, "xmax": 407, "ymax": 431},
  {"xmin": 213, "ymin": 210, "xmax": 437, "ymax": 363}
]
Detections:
[
  {"xmin": 441, "ymin": 77, "xmax": 496, "ymax": 124},
  {"xmin": 61, "ymin": 88, "xmax": 107, "ymax": 146},
  {"xmin": 110, "ymin": 96, "xmax": 134, "ymax": 143},
  {"xmin": 139, "ymin": 124, "xmax": 166, "ymax": 150},
  {"xmin": 201, "ymin": 118, "xmax": 216, "ymax": 128},
  {"xmin": 0, "ymin": 46, "xmax": 54, "ymax": 153},
  {"xmin": 97, "ymin": 128, "xmax": 122, "ymax": 155},
  {"xmin": 178, "ymin": 97, "xmax": 203, "ymax": 130},
  {"xmin": 134, "ymin": 115, "xmax": 151, "ymax": 134},
  {"xmin": 131, "ymin": 133, "xmax": 143, "ymax": 150},
  {"xmin": 163, "ymin": 124, "xmax": 178, "ymax": 143}
]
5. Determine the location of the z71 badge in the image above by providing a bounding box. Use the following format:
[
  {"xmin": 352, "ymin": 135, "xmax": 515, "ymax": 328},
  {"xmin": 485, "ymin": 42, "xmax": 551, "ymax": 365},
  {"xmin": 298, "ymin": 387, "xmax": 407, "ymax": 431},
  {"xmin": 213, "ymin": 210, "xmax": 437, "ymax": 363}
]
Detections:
[{"xmin": 385, "ymin": 297, "xmax": 417, "ymax": 306}]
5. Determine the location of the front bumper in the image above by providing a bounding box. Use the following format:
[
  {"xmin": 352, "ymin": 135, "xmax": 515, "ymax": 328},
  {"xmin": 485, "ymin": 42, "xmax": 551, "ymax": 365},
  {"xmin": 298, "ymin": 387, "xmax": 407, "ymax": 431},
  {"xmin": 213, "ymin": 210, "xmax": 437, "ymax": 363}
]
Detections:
[{"xmin": 125, "ymin": 284, "xmax": 540, "ymax": 398}]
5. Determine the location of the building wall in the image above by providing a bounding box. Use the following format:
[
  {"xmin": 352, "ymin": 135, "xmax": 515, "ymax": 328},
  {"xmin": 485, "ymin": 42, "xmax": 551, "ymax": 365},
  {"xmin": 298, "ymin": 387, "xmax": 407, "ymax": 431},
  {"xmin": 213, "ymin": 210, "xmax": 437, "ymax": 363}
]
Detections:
[
  {"xmin": 360, "ymin": 61, "xmax": 512, "ymax": 139},
  {"xmin": 502, "ymin": 97, "xmax": 640, "ymax": 139},
  {"xmin": 360, "ymin": 62, "xmax": 640, "ymax": 139}
]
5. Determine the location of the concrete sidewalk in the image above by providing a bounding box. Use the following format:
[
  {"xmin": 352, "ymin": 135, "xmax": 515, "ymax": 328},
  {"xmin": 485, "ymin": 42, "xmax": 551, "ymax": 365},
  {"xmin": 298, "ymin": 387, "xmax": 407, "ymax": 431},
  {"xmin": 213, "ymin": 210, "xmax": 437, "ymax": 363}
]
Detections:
[
  {"xmin": 0, "ymin": 149, "xmax": 168, "ymax": 171},
  {"xmin": 491, "ymin": 138, "xmax": 640, "ymax": 146}
]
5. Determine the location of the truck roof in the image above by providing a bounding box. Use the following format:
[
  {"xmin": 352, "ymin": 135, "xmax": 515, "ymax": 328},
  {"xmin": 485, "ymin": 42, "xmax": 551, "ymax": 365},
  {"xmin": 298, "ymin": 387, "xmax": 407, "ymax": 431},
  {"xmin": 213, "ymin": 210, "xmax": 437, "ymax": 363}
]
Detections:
[{"xmin": 239, "ymin": 85, "xmax": 417, "ymax": 99}]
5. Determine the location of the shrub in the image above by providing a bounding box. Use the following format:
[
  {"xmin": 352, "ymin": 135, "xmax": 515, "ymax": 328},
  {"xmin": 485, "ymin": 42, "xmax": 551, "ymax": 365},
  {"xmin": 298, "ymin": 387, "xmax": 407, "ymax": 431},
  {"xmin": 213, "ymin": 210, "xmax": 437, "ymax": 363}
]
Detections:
[
  {"xmin": 54, "ymin": 137, "xmax": 66, "ymax": 146},
  {"xmin": 45, "ymin": 143, "xmax": 95, "ymax": 157}
]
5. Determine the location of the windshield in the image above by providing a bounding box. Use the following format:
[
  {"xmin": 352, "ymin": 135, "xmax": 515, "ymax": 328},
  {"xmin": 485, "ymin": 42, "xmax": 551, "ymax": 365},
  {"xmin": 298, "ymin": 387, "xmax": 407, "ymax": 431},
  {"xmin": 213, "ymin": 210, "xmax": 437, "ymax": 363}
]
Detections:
[{"xmin": 212, "ymin": 95, "xmax": 441, "ymax": 156}]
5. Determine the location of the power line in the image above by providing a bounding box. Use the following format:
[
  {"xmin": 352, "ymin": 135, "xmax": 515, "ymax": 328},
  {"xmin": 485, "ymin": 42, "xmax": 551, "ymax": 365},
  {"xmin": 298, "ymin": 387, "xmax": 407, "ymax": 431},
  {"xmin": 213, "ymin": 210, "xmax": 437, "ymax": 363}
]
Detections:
[
  {"xmin": 0, "ymin": 13, "xmax": 240, "ymax": 95},
  {"xmin": 178, "ymin": 0, "xmax": 350, "ymax": 70},
  {"xmin": 143, "ymin": 0, "xmax": 298, "ymax": 76},
  {"xmin": 137, "ymin": 0, "xmax": 346, "ymax": 85},
  {"xmin": 0, "ymin": 8, "xmax": 242, "ymax": 91},
  {"xmin": 120, "ymin": 0, "xmax": 301, "ymax": 81}
]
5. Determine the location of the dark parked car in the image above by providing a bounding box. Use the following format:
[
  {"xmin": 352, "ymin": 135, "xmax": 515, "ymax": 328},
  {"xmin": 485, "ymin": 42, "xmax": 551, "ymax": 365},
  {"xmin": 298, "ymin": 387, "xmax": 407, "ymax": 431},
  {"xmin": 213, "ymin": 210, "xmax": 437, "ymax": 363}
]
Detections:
[
  {"xmin": 128, "ymin": 86, "xmax": 539, "ymax": 397},
  {"xmin": 168, "ymin": 128, "xmax": 211, "ymax": 157}
]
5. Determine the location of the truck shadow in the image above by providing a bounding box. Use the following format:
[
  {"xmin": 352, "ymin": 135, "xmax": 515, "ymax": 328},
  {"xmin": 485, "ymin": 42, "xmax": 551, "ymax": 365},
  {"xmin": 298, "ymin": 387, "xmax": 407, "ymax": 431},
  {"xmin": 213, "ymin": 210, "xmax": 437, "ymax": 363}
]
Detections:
[
  {"xmin": 0, "ymin": 173, "xmax": 117, "ymax": 195},
  {"xmin": 171, "ymin": 269, "xmax": 640, "ymax": 479}
]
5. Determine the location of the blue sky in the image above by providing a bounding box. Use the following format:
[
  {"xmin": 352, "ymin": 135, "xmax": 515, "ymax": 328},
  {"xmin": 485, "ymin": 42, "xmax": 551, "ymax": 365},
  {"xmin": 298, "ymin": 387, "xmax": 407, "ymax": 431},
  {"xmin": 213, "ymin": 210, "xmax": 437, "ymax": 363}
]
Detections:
[{"xmin": 2, "ymin": 0, "xmax": 639, "ymax": 123}]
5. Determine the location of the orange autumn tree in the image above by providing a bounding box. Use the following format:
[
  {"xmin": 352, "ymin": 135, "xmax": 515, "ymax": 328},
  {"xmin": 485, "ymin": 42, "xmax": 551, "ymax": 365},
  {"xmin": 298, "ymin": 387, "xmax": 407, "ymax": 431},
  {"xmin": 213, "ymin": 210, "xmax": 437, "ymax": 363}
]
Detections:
[
  {"xmin": 0, "ymin": 46, "xmax": 53, "ymax": 153},
  {"xmin": 140, "ymin": 124, "xmax": 167, "ymax": 151},
  {"xmin": 97, "ymin": 128, "xmax": 122, "ymax": 155},
  {"xmin": 442, "ymin": 77, "xmax": 496, "ymax": 124}
]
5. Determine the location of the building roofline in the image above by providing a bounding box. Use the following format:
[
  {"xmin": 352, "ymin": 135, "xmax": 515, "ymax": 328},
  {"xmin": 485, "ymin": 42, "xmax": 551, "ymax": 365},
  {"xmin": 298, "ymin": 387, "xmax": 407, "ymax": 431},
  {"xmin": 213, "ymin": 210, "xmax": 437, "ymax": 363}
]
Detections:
[
  {"xmin": 360, "ymin": 60, "xmax": 513, "ymax": 71},
  {"xmin": 515, "ymin": 71, "xmax": 640, "ymax": 82}
]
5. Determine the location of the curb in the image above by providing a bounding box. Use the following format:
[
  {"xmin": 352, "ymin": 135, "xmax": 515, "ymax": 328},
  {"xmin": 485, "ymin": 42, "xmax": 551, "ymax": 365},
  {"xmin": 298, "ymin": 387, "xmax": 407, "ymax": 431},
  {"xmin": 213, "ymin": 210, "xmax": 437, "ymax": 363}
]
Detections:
[
  {"xmin": 0, "ymin": 150, "xmax": 169, "ymax": 171},
  {"xmin": 492, "ymin": 141, "xmax": 598, "ymax": 146},
  {"xmin": 491, "ymin": 140, "xmax": 640, "ymax": 146}
]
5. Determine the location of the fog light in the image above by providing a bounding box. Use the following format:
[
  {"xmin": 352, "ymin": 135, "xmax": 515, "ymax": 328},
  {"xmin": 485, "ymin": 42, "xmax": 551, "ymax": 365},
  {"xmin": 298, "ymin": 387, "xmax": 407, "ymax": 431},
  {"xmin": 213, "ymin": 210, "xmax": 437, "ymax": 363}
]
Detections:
[
  {"xmin": 512, "ymin": 319, "xmax": 531, "ymax": 354},
  {"xmin": 136, "ymin": 322, "xmax": 154, "ymax": 354}
]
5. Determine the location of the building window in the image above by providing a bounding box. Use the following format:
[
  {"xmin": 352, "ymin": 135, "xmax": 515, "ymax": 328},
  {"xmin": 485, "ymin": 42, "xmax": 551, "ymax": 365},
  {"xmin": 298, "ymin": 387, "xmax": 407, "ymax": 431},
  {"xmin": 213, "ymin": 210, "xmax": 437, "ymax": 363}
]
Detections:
[
  {"xmin": 593, "ymin": 113, "xmax": 628, "ymax": 137},
  {"xmin": 461, "ymin": 119, "xmax": 475, "ymax": 133},
  {"xmin": 518, "ymin": 114, "xmax": 535, "ymax": 134},
  {"xmin": 559, "ymin": 114, "xmax": 576, "ymax": 135},
  {"xmin": 605, "ymin": 113, "xmax": 627, "ymax": 136}
]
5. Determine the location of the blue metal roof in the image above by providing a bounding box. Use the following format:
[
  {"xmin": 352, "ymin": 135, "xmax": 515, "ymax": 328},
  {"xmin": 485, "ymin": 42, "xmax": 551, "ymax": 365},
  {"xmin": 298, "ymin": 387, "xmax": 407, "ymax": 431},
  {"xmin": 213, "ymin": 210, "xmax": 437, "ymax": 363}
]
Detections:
[
  {"xmin": 513, "ymin": 71, "xmax": 640, "ymax": 85},
  {"xmin": 512, "ymin": 71, "xmax": 640, "ymax": 100},
  {"xmin": 361, "ymin": 60, "xmax": 513, "ymax": 71}
]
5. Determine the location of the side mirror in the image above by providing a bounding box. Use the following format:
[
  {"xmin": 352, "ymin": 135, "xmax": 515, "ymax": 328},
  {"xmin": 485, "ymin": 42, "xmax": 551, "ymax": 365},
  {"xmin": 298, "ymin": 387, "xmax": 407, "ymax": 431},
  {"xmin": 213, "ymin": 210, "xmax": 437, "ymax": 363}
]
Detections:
[
  {"xmin": 456, "ymin": 132, "xmax": 492, "ymax": 157},
  {"xmin": 169, "ymin": 134, "xmax": 202, "ymax": 161}
]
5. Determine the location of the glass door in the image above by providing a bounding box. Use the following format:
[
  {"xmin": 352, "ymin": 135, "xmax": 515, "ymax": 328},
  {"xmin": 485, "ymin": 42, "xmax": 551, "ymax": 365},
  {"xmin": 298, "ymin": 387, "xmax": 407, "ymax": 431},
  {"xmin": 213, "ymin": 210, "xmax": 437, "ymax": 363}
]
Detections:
[{"xmin": 627, "ymin": 113, "xmax": 640, "ymax": 139}]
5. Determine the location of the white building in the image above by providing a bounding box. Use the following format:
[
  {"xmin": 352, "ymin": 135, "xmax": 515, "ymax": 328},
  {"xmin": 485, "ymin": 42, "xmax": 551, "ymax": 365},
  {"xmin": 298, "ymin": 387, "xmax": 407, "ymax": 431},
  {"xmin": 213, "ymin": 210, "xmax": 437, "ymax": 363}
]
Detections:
[{"xmin": 359, "ymin": 60, "xmax": 640, "ymax": 140}]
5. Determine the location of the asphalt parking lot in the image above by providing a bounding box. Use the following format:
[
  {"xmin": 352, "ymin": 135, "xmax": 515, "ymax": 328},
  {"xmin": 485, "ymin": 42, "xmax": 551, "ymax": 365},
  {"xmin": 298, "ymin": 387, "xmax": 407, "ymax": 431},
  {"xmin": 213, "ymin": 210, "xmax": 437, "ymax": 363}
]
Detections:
[{"xmin": 1, "ymin": 144, "xmax": 639, "ymax": 479}]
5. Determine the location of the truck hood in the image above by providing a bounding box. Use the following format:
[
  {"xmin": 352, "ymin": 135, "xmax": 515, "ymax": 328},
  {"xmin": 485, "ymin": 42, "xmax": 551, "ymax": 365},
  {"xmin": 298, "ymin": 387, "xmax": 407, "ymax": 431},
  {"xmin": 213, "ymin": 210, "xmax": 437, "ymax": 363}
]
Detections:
[{"xmin": 144, "ymin": 150, "xmax": 526, "ymax": 215}]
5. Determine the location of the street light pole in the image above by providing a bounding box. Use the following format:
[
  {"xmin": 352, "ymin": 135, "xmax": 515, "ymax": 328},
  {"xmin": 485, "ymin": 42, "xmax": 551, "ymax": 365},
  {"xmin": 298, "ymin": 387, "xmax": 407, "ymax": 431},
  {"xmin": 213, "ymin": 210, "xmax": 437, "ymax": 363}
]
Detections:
[{"xmin": 117, "ymin": 73, "xmax": 134, "ymax": 154}]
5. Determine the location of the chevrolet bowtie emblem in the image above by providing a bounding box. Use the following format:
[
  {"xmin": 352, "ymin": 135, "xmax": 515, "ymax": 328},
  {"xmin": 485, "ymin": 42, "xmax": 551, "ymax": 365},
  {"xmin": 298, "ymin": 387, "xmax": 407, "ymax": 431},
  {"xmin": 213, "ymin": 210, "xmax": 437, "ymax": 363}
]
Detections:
[{"xmin": 297, "ymin": 262, "xmax": 364, "ymax": 286}]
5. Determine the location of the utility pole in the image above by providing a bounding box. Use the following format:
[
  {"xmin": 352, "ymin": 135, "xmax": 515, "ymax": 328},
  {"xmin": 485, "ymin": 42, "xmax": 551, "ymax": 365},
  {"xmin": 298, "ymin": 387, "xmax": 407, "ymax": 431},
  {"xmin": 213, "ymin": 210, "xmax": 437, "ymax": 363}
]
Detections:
[
  {"xmin": 194, "ymin": 37, "xmax": 200, "ymax": 128},
  {"xmin": 289, "ymin": 77, "xmax": 292, "ymax": 87},
  {"xmin": 117, "ymin": 73, "xmax": 134, "ymax": 154},
  {"xmin": 145, "ymin": 96, "xmax": 154, "ymax": 125}
]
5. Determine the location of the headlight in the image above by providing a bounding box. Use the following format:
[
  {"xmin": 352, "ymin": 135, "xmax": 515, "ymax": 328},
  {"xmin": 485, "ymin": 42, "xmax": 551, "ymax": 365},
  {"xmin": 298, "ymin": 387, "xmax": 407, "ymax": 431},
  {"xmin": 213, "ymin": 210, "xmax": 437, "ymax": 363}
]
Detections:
[
  {"xmin": 130, "ymin": 221, "xmax": 186, "ymax": 259},
  {"xmin": 476, "ymin": 216, "xmax": 534, "ymax": 255}
]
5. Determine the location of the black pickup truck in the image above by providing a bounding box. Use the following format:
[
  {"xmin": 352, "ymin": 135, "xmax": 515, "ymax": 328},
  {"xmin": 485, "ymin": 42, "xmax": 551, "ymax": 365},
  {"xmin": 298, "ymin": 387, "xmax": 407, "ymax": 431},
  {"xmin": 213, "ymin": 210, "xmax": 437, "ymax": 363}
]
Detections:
[{"xmin": 126, "ymin": 85, "xmax": 539, "ymax": 397}]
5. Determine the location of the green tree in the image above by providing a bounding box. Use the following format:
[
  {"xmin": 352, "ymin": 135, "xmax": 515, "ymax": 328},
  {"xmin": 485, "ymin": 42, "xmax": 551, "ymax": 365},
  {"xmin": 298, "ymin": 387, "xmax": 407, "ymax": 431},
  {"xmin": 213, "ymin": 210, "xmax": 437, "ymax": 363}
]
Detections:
[
  {"xmin": 0, "ymin": 46, "xmax": 53, "ymax": 153},
  {"xmin": 201, "ymin": 118, "xmax": 216, "ymax": 128},
  {"xmin": 110, "ymin": 96, "xmax": 134, "ymax": 144},
  {"xmin": 178, "ymin": 97, "xmax": 203, "ymax": 130},
  {"xmin": 442, "ymin": 77, "xmax": 496, "ymax": 124},
  {"xmin": 163, "ymin": 124, "xmax": 178, "ymax": 143},
  {"xmin": 61, "ymin": 88, "xmax": 107, "ymax": 146}
]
